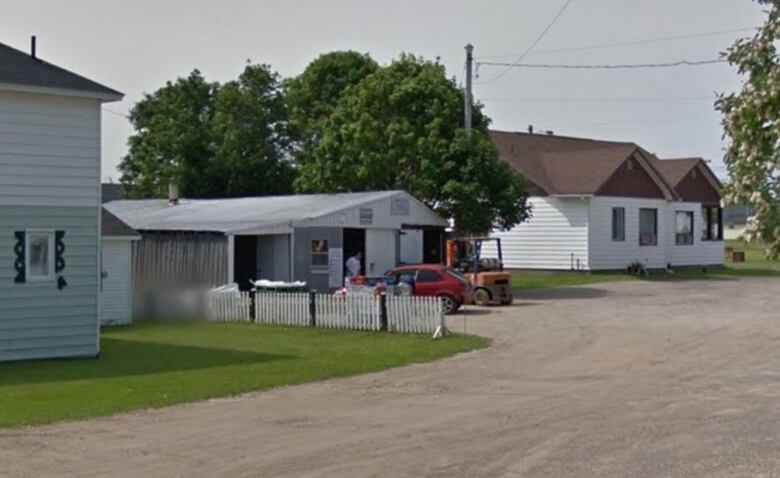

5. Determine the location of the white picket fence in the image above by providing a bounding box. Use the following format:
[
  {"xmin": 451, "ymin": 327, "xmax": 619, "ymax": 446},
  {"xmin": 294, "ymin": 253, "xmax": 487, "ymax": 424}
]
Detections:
[
  {"xmin": 255, "ymin": 292, "xmax": 310, "ymax": 326},
  {"xmin": 206, "ymin": 290, "xmax": 252, "ymax": 322},
  {"xmin": 315, "ymin": 294, "xmax": 382, "ymax": 331},
  {"xmin": 205, "ymin": 289, "xmax": 445, "ymax": 336},
  {"xmin": 387, "ymin": 295, "xmax": 444, "ymax": 334}
]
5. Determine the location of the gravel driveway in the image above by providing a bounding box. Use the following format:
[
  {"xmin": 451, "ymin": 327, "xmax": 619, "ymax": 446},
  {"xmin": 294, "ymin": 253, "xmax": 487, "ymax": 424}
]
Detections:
[{"xmin": 1, "ymin": 277, "xmax": 779, "ymax": 477}]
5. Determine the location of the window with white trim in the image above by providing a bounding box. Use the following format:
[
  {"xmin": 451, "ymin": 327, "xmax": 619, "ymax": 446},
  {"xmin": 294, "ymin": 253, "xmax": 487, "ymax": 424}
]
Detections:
[
  {"xmin": 675, "ymin": 211, "xmax": 694, "ymax": 245},
  {"xmin": 26, "ymin": 231, "xmax": 55, "ymax": 281},
  {"xmin": 611, "ymin": 207, "xmax": 625, "ymax": 241},
  {"xmin": 639, "ymin": 208, "xmax": 658, "ymax": 246}
]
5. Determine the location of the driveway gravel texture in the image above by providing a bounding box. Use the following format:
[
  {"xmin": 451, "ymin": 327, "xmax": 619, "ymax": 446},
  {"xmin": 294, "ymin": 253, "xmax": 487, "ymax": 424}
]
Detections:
[{"xmin": 1, "ymin": 277, "xmax": 778, "ymax": 477}]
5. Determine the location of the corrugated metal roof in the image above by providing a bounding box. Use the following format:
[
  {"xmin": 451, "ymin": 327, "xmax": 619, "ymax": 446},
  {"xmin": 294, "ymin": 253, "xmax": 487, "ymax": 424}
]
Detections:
[{"xmin": 104, "ymin": 191, "xmax": 444, "ymax": 234}]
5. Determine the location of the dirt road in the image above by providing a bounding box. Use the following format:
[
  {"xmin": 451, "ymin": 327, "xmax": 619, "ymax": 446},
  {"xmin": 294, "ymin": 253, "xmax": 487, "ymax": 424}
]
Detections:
[{"xmin": 2, "ymin": 277, "xmax": 779, "ymax": 477}]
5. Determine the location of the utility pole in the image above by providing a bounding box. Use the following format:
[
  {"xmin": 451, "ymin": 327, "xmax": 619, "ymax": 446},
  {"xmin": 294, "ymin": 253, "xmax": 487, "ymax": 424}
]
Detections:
[{"xmin": 464, "ymin": 43, "xmax": 473, "ymax": 136}]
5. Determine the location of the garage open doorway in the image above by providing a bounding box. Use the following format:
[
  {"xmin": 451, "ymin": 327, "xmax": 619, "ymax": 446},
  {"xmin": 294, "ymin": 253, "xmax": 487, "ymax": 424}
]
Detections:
[{"xmin": 343, "ymin": 228, "xmax": 365, "ymax": 276}]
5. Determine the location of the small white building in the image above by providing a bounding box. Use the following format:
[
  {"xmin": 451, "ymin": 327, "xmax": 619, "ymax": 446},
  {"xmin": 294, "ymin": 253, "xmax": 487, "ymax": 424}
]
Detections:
[
  {"xmin": 487, "ymin": 131, "xmax": 724, "ymax": 271},
  {"xmin": 100, "ymin": 208, "xmax": 139, "ymax": 325}
]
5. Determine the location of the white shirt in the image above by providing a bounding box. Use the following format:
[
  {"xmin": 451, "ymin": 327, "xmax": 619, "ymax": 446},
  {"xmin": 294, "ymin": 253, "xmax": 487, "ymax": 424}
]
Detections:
[{"xmin": 346, "ymin": 256, "xmax": 362, "ymax": 277}]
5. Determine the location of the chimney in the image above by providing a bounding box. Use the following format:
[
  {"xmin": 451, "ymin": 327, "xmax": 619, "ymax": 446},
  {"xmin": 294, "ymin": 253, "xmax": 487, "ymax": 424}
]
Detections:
[
  {"xmin": 528, "ymin": 124, "xmax": 534, "ymax": 134},
  {"xmin": 168, "ymin": 179, "xmax": 179, "ymax": 205},
  {"xmin": 31, "ymin": 35, "xmax": 36, "ymax": 59}
]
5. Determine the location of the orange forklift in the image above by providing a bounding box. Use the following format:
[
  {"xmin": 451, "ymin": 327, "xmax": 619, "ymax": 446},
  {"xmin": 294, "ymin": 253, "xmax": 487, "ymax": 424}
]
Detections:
[{"xmin": 445, "ymin": 237, "xmax": 513, "ymax": 306}]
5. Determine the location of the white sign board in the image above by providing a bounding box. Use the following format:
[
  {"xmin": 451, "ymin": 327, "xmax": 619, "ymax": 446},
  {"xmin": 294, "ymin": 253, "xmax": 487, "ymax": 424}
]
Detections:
[{"xmin": 328, "ymin": 247, "xmax": 344, "ymax": 288}]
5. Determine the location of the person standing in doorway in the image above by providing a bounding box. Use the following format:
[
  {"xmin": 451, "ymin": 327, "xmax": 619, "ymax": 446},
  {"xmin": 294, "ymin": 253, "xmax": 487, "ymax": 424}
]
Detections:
[{"xmin": 346, "ymin": 251, "xmax": 363, "ymax": 278}]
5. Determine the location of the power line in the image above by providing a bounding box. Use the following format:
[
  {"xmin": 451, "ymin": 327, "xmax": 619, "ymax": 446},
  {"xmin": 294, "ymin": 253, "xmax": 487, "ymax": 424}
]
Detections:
[
  {"xmin": 480, "ymin": 95, "xmax": 715, "ymax": 103},
  {"xmin": 477, "ymin": 58, "xmax": 726, "ymax": 70},
  {"xmin": 479, "ymin": 0, "xmax": 574, "ymax": 85},
  {"xmin": 103, "ymin": 108, "xmax": 129, "ymax": 119},
  {"xmin": 476, "ymin": 27, "xmax": 756, "ymax": 59}
]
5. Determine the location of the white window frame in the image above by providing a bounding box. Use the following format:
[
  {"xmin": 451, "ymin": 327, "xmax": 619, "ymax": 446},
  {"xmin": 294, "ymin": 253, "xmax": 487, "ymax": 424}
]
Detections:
[{"xmin": 25, "ymin": 230, "xmax": 55, "ymax": 282}]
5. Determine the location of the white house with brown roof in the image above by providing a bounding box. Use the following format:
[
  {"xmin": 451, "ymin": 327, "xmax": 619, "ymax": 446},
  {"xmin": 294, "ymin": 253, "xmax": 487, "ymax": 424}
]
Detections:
[{"xmin": 486, "ymin": 131, "xmax": 724, "ymax": 271}]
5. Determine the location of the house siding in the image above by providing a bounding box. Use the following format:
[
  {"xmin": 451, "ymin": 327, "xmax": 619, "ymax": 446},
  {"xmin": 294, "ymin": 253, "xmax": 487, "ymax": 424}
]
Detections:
[
  {"xmin": 666, "ymin": 202, "xmax": 725, "ymax": 267},
  {"xmin": 588, "ymin": 198, "xmax": 723, "ymax": 270},
  {"xmin": 0, "ymin": 91, "xmax": 100, "ymax": 208},
  {"xmin": 486, "ymin": 197, "xmax": 590, "ymax": 270},
  {"xmin": 588, "ymin": 197, "xmax": 669, "ymax": 270},
  {"xmin": 0, "ymin": 205, "xmax": 99, "ymax": 361}
]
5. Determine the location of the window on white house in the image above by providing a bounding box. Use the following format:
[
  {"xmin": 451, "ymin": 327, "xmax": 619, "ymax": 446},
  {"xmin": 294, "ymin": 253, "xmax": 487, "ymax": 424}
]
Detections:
[
  {"xmin": 701, "ymin": 205, "xmax": 723, "ymax": 241},
  {"xmin": 311, "ymin": 240, "xmax": 329, "ymax": 271},
  {"xmin": 675, "ymin": 211, "xmax": 694, "ymax": 245},
  {"xmin": 26, "ymin": 231, "xmax": 54, "ymax": 280},
  {"xmin": 639, "ymin": 208, "xmax": 658, "ymax": 246},
  {"xmin": 611, "ymin": 207, "xmax": 625, "ymax": 241}
]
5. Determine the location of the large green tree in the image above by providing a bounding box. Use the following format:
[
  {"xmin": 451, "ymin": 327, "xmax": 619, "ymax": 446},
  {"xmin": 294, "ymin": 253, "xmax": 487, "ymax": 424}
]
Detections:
[
  {"xmin": 119, "ymin": 70, "xmax": 216, "ymax": 198},
  {"xmin": 209, "ymin": 63, "xmax": 293, "ymax": 197},
  {"xmin": 285, "ymin": 51, "xmax": 378, "ymax": 167},
  {"xmin": 294, "ymin": 54, "xmax": 529, "ymax": 233},
  {"xmin": 717, "ymin": 0, "xmax": 780, "ymax": 257},
  {"xmin": 119, "ymin": 64, "xmax": 293, "ymax": 198}
]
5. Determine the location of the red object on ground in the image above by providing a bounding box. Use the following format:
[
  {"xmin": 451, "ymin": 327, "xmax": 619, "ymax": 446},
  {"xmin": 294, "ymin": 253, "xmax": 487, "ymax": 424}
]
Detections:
[{"xmin": 386, "ymin": 264, "xmax": 472, "ymax": 313}]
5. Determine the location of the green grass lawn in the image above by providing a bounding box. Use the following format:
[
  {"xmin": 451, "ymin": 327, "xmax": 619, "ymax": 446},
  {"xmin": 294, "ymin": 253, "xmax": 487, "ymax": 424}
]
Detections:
[
  {"xmin": 0, "ymin": 322, "xmax": 488, "ymax": 428},
  {"xmin": 512, "ymin": 239, "xmax": 779, "ymax": 289}
]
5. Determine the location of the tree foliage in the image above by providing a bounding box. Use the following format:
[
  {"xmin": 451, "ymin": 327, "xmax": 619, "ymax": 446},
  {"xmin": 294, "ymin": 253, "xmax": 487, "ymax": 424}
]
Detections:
[
  {"xmin": 119, "ymin": 64, "xmax": 293, "ymax": 198},
  {"xmin": 285, "ymin": 51, "xmax": 378, "ymax": 146},
  {"xmin": 119, "ymin": 70, "xmax": 216, "ymax": 198},
  {"xmin": 717, "ymin": 0, "xmax": 780, "ymax": 257},
  {"xmin": 294, "ymin": 54, "xmax": 529, "ymax": 234}
]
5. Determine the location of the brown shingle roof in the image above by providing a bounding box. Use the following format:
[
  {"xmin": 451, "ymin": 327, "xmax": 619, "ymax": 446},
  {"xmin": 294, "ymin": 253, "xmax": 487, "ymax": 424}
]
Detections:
[
  {"xmin": 491, "ymin": 130, "xmax": 645, "ymax": 195},
  {"xmin": 652, "ymin": 158, "xmax": 701, "ymax": 186}
]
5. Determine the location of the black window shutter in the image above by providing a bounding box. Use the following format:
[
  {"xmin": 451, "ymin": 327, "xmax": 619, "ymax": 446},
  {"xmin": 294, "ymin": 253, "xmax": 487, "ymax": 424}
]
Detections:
[
  {"xmin": 14, "ymin": 231, "xmax": 25, "ymax": 283},
  {"xmin": 55, "ymin": 230, "xmax": 66, "ymax": 273}
]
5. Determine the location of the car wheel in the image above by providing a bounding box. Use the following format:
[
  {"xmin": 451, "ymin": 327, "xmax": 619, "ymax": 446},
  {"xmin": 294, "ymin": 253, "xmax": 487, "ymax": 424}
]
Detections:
[
  {"xmin": 500, "ymin": 295, "xmax": 514, "ymax": 306},
  {"xmin": 440, "ymin": 294, "xmax": 459, "ymax": 315},
  {"xmin": 473, "ymin": 288, "xmax": 491, "ymax": 306}
]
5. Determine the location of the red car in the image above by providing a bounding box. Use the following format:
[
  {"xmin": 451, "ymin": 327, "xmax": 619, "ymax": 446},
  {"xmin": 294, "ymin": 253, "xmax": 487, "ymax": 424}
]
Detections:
[{"xmin": 386, "ymin": 264, "xmax": 471, "ymax": 314}]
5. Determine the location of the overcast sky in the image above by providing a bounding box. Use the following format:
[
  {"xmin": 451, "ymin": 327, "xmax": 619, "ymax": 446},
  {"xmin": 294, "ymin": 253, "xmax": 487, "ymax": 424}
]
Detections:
[{"xmin": 0, "ymin": 0, "xmax": 767, "ymax": 181}]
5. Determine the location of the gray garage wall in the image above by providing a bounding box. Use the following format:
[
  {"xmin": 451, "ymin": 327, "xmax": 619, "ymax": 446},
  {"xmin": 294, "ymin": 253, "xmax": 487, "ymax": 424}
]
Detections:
[{"xmin": 293, "ymin": 227, "xmax": 343, "ymax": 292}]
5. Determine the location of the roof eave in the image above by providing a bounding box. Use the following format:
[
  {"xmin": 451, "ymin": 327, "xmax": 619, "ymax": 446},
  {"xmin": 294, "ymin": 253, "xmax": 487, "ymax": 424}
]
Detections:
[{"xmin": 0, "ymin": 82, "xmax": 124, "ymax": 102}]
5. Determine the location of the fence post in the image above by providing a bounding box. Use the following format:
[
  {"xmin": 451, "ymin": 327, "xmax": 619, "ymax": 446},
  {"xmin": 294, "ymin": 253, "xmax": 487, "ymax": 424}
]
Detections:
[
  {"xmin": 249, "ymin": 289, "xmax": 256, "ymax": 322},
  {"xmin": 379, "ymin": 293, "xmax": 388, "ymax": 331},
  {"xmin": 309, "ymin": 290, "xmax": 317, "ymax": 327}
]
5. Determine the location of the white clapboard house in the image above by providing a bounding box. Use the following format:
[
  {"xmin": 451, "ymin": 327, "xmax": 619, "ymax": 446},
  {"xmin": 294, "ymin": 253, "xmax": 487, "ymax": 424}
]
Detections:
[{"xmin": 487, "ymin": 131, "xmax": 724, "ymax": 271}]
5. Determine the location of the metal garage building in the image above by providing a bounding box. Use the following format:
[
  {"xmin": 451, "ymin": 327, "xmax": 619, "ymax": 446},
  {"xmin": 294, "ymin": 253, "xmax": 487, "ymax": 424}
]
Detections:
[{"xmin": 104, "ymin": 191, "xmax": 447, "ymax": 299}]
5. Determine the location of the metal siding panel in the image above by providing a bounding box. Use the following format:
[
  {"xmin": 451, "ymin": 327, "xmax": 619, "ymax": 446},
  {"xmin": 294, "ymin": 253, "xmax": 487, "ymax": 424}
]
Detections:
[{"xmin": 0, "ymin": 205, "xmax": 98, "ymax": 361}]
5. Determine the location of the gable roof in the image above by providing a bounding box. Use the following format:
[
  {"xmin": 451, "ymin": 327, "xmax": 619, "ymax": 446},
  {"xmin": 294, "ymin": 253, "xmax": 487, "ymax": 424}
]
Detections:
[
  {"xmin": 104, "ymin": 190, "xmax": 446, "ymax": 234},
  {"xmin": 101, "ymin": 207, "xmax": 139, "ymax": 238},
  {"xmin": 653, "ymin": 157, "xmax": 722, "ymax": 189},
  {"xmin": 0, "ymin": 42, "xmax": 122, "ymax": 101},
  {"xmin": 490, "ymin": 130, "xmax": 676, "ymax": 198}
]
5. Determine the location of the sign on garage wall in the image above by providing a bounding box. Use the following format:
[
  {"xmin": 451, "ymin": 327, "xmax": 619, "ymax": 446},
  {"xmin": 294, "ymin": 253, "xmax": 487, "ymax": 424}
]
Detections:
[{"xmin": 328, "ymin": 247, "xmax": 344, "ymax": 288}]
